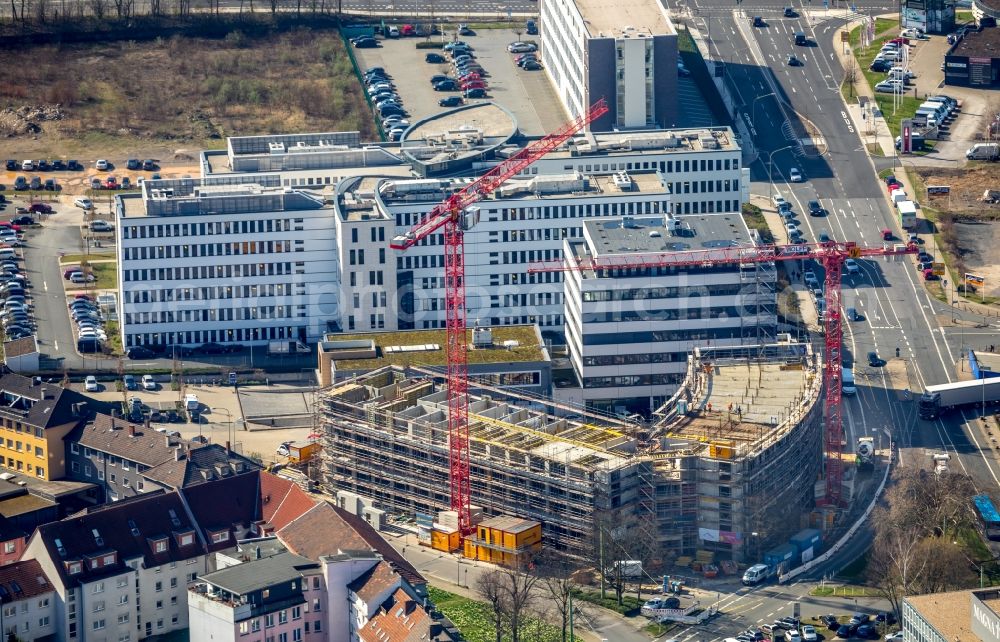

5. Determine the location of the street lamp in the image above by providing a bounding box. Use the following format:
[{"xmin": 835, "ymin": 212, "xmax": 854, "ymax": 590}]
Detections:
[
  {"xmin": 749, "ymin": 92, "xmax": 777, "ymax": 133},
  {"xmin": 213, "ymin": 407, "xmax": 234, "ymax": 446},
  {"xmin": 767, "ymin": 144, "xmax": 798, "ymax": 197}
]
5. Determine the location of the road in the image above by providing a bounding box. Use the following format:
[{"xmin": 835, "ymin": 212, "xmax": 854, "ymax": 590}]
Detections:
[{"xmin": 664, "ymin": 0, "xmax": 1000, "ymax": 619}]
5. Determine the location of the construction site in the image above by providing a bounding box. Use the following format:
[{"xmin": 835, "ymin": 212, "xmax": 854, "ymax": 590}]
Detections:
[{"xmin": 318, "ymin": 340, "xmax": 826, "ymax": 566}]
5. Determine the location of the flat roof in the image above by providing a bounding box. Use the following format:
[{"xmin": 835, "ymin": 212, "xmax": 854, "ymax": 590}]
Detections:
[
  {"xmin": 550, "ymin": 128, "xmax": 739, "ymax": 158},
  {"xmin": 576, "ymin": 0, "xmax": 674, "ymax": 38},
  {"xmin": 323, "ymin": 326, "xmax": 547, "ymax": 369},
  {"xmin": 951, "ymin": 27, "xmax": 1000, "ymax": 58},
  {"xmin": 905, "ymin": 589, "xmax": 977, "ymax": 641},
  {"xmin": 119, "ymin": 180, "xmax": 332, "ymax": 219},
  {"xmin": 406, "ymin": 103, "xmax": 516, "ymax": 144},
  {"xmin": 582, "ymin": 213, "xmax": 751, "ymax": 258}
]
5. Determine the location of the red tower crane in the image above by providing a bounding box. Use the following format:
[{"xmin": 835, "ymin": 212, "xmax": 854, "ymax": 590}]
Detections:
[
  {"xmin": 389, "ymin": 99, "xmax": 610, "ymax": 535},
  {"xmin": 529, "ymin": 239, "xmax": 917, "ymax": 505}
]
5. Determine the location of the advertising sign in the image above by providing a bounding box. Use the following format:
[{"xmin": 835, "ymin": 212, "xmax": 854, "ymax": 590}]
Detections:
[{"xmin": 901, "ymin": 119, "xmax": 913, "ymax": 154}]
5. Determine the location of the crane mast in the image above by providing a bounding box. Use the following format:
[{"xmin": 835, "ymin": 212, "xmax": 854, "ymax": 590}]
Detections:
[
  {"xmin": 390, "ymin": 99, "xmax": 610, "ymax": 535},
  {"xmin": 529, "ymin": 240, "xmax": 918, "ymax": 505}
]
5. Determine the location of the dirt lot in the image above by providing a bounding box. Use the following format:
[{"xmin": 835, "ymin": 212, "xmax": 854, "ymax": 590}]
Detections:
[
  {"xmin": 0, "ymin": 28, "xmax": 374, "ymax": 162},
  {"xmin": 915, "ymin": 165, "xmax": 1000, "ymax": 297}
]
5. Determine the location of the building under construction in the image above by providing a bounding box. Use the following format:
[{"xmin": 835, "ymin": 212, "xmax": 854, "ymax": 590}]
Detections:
[{"xmin": 319, "ymin": 341, "xmax": 824, "ymax": 562}]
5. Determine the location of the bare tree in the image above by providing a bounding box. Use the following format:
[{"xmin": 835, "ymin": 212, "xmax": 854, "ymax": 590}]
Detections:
[
  {"xmin": 588, "ymin": 512, "xmax": 645, "ymax": 606},
  {"xmin": 502, "ymin": 561, "xmax": 539, "ymax": 642},
  {"xmin": 867, "ymin": 516, "xmax": 927, "ymax": 621},
  {"xmin": 915, "ymin": 537, "xmax": 971, "ymax": 594},
  {"xmin": 268, "ymin": 0, "xmax": 277, "ymax": 14},
  {"xmin": 844, "ymin": 58, "xmax": 859, "ymax": 99},
  {"xmin": 86, "ymin": 0, "xmax": 105, "ymax": 19},
  {"xmin": 475, "ymin": 570, "xmax": 508, "ymax": 642},
  {"xmin": 537, "ymin": 552, "xmax": 588, "ymax": 642}
]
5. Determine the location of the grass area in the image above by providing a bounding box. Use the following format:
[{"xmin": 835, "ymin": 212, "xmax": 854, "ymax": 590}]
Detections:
[
  {"xmin": 0, "ymin": 29, "xmax": 374, "ymax": 149},
  {"xmin": 569, "ymin": 588, "xmax": 642, "ymax": 615},
  {"xmin": 427, "ymin": 586, "xmax": 565, "ymax": 642},
  {"xmin": 809, "ymin": 584, "xmax": 874, "ymax": 597},
  {"xmin": 330, "ymin": 326, "xmax": 544, "ymax": 368},
  {"xmin": 742, "ymin": 203, "xmax": 775, "ymax": 244},
  {"xmin": 645, "ymin": 620, "xmax": 677, "ymax": 637},
  {"xmin": 104, "ymin": 321, "xmax": 122, "ymax": 356},
  {"xmin": 86, "ymin": 261, "xmax": 118, "ymax": 291},
  {"xmin": 58, "ymin": 253, "xmax": 116, "ymax": 265}
]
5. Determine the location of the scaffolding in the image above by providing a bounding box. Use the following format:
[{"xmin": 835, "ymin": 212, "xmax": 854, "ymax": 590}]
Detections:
[{"xmin": 319, "ymin": 342, "xmax": 825, "ymax": 563}]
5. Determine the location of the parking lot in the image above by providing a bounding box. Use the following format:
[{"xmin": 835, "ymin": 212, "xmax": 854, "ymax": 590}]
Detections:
[{"xmin": 353, "ymin": 29, "xmax": 567, "ymax": 136}]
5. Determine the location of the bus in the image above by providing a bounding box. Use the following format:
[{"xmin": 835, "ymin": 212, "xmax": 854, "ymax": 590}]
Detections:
[{"xmin": 973, "ymin": 495, "xmax": 1000, "ymax": 540}]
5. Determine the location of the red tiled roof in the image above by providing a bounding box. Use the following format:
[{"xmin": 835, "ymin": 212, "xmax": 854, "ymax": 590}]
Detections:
[
  {"xmin": 277, "ymin": 502, "xmax": 369, "ymax": 559},
  {"xmin": 269, "ymin": 484, "xmax": 317, "ymax": 531},
  {"xmin": 260, "ymin": 473, "xmax": 297, "ymax": 524},
  {"xmin": 360, "ymin": 587, "xmax": 433, "ymax": 642},
  {"xmin": 0, "ymin": 559, "xmax": 53, "ymax": 603},
  {"xmin": 349, "ymin": 560, "xmax": 399, "ymax": 605}
]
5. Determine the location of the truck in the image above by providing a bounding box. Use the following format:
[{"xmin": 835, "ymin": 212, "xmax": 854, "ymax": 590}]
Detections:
[
  {"xmin": 967, "ymin": 143, "xmax": 1000, "ymax": 161},
  {"xmin": 267, "ymin": 340, "xmax": 310, "ymax": 356},
  {"xmin": 918, "ymin": 377, "xmax": 1000, "ymax": 419},
  {"xmin": 742, "ymin": 563, "xmax": 776, "ymax": 585},
  {"xmin": 842, "ymin": 367, "xmax": 857, "ymax": 395},
  {"xmin": 612, "ymin": 560, "xmax": 643, "ymax": 579},
  {"xmin": 897, "ymin": 200, "xmax": 917, "ymax": 230}
]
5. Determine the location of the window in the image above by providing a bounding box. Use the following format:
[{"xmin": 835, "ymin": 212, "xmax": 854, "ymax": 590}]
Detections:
[
  {"xmin": 116, "ymin": 577, "xmax": 128, "ymax": 589},
  {"xmin": 92, "ymin": 600, "xmax": 105, "ymax": 612},
  {"xmin": 4, "ymin": 541, "xmax": 15, "ymax": 554},
  {"xmin": 293, "ymin": 629, "xmax": 302, "ymax": 642},
  {"xmin": 155, "ymin": 581, "xmax": 162, "ymax": 592},
  {"xmin": 91, "ymin": 582, "xmax": 104, "ymax": 594},
  {"xmin": 70, "ymin": 443, "xmax": 78, "ymax": 454},
  {"xmin": 154, "ymin": 539, "xmax": 167, "ymax": 553},
  {"xmin": 119, "ymin": 595, "xmax": 128, "ymax": 605},
  {"xmin": 251, "ymin": 619, "xmax": 261, "ymax": 632},
  {"xmin": 156, "ymin": 600, "xmax": 163, "ymax": 610},
  {"xmin": 117, "ymin": 614, "xmax": 129, "ymax": 625},
  {"xmin": 118, "ymin": 634, "xmax": 130, "ymax": 642},
  {"xmin": 92, "ymin": 619, "xmax": 105, "ymax": 631},
  {"xmin": 314, "ymin": 620, "xmax": 321, "ymax": 632},
  {"xmin": 2, "ymin": 606, "xmax": 14, "ymax": 618},
  {"xmin": 38, "ymin": 616, "xmax": 49, "ymax": 627},
  {"xmin": 265, "ymin": 614, "xmax": 275, "ymax": 628},
  {"xmin": 157, "ymin": 619, "xmax": 164, "ymax": 629},
  {"xmin": 170, "ymin": 578, "xmax": 177, "ymax": 588},
  {"xmin": 210, "ymin": 531, "xmax": 229, "ymax": 544},
  {"xmin": 38, "ymin": 598, "xmax": 48, "ymax": 608},
  {"xmin": 239, "ymin": 622, "xmax": 249, "ymax": 635},
  {"xmin": 278, "ymin": 610, "xmax": 288, "ymax": 624},
  {"xmin": 292, "ymin": 606, "xmax": 301, "ymax": 620}
]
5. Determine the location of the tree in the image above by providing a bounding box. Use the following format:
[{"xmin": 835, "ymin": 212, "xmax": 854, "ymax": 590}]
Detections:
[
  {"xmin": 475, "ymin": 569, "xmax": 508, "ymax": 642},
  {"xmin": 501, "ymin": 560, "xmax": 539, "ymax": 642},
  {"xmin": 844, "ymin": 58, "xmax": 858, "ymax": 99},
  {"xmin": 588, "ymin": 512, "xmax": 645, "ymax": 606},
  {"xmin": 536, "ymin": 551, "xmax": 589, "ymax": 642},
  {"xmin": 866, "ymin": 514, "xmax": 926, "ymax": 621}
]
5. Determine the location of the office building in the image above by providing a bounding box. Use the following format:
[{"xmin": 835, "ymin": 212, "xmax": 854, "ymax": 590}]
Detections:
[
  {"xmin": 903, "ymin": 586, "xmax": 1000, "ymax": 642},
  {"xmin": 560, "ymin": 214, "xmax": 776, "ymax": 413},
  {"xmin": 540, "ymin": 0, "xmax": 679, "ymax": 130},
  {"xmin": 115, "ymin": 176, "xmax": 340, "ymax": 349}
]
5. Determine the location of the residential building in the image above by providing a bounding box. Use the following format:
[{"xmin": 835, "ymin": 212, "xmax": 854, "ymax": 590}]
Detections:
[
  {"xmin": 0, "ymin": 480, "xmax": 61, "ymax": 567},
  {"xmin": 560, "ymin": 214, "xmax": 777, "ymax": 413},
  {"xmin": 540, "ymin": 0, "xmax": 678, "ymax": 130},
  {"xmin": 65, "ymin": 414, "xmax": 260, "ymax": 502},
  {"xmin": 23, "ymin": 490, "xmax": 209, "ymax": 642},
  {"xmin": 2, "ymin": 336, "xmax": 39, "ymax": 373},
  {"xmin": 0, "ymin": 373, "xmax": 94, "ymax": 481},
  {"xmin": 115, "ymin": 175, "xmax": 339, "ymax": 349},
  {"xmin": 0, "ymin": 559, "xmax": 56, "ymax": 641}
]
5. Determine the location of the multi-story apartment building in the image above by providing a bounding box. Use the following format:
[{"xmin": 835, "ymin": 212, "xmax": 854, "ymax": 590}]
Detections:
[
  {"xmin": 540, "ymin": 0, "xmax": 678, "ymax": 130},
  {"xmin": 24, "ymin": 491, "xmax": 209, "ymax": 642},
  {"xmin": 0, "ymin": 559, "xmax": 57, "ymax": 640},
  {"xmin": 115, "ymin": 175, "xmax": 339, "ymax": 349},
  {"xmin": 561, "ymin": 215, "xmax": 777, "ymax": 413},
  {"xmin": 189, "ymin": 545, "xmax": 440, "ymax": 642},
  {"xmin": 0, "ymin": 373, "xmax": 94, "ymax": 481},
  {"xmin": 65, "ymin": 415, "xmax": 260, "ymax": 502}
]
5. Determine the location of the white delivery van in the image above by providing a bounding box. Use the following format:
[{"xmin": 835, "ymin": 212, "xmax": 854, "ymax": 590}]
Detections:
[{"xmin": 842, "ymin": 367, "xmax": 857, "ymax": 395}]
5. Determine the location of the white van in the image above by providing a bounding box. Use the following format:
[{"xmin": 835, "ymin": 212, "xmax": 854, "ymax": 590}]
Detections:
[
  {"xmin": 842, "ymin": 367, "xmax": 857, "ymax": 395},
  {"xmin": 184, "ymin": 394, "xmax": 199, "ymax": 412},
  {"xmin": 742, "ymin": 563, "xmax": 772, "ymax": 586}
]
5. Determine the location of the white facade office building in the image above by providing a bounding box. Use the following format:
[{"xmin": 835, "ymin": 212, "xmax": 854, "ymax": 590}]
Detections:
[
  {"xmin": 115, "ymin": 176, "xmax": 340, "ymax": 349},
  {"xmin": 540, "ymin": 0, "xmax": 679, "ymax": 130},
  {"xmin": 561, "ymin": 215, "xmax": 777, "ymax": 414}
]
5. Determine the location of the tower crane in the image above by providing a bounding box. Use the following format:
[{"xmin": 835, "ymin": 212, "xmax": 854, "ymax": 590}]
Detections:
[
  {"xmin": 389, "ymin": 99, "xmax": 610, "ymax": 535},
  {"xmin": 529, "ymin": 239, "xmax": 917, "ymax": 505}
]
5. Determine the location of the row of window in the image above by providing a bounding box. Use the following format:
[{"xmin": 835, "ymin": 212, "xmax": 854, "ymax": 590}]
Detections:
[
  {"xmin": 124, "ymin": 306, "xmax": 300, "ymax": 325},
  {"xmin": 582, "ymin": 352, "xmax": 687, "ymax": 366},
  {"xmin": 2, "ymin": 598, "xmax": 49, "ymax": 616},
  {"xmin": 126, "ymin": 284, "xmax": 296, "ymax": 304},
  {"xmin": 580, "ymin": 305, "xmax": 762, "ymax": 323},
  {"xmin": 124, "ymin": 240, "xmax": 296, "ymax": 261},
  {"xmin": 122, "ymin": 261, "xmax": 300, "ymax": 283},
  {"xmin": 70, "ymin": 460, "xmax": 144, "ymax": 490},
  {"xmin": 580, "ymin": 284, "xmax": 745, "ymax": 302},
  {"xmin": 0, "ymin": 421, "xmax": 44, "ymax": 437},
  {"xmin": 0, "ymin": 440, "xmax": 43, "ymax": 457},
  {"xmin": 126, "ymin": 325, "xmax": 303, "ymax": 348},
  {"xmin": 123, "ymin": 218, "xmax": 297, "ymax": 239},
  {"xmin": 3, "ymin": 617, "xmax": 50, "ymax": 637},
  {"xmin": 3, "ymin": 457, "xmax": 44, "ymax": 479},
  {"xmin": 582, "ymin": 373, "xmax": 686, "ymax": 388},
  {"xmin": 581, "ymin": 327, "xmax": 762, "ymax": 346}
]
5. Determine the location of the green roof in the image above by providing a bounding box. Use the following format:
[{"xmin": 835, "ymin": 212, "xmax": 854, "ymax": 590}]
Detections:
[{"xmin": 325, "ymin": 326, "xmax": 546, "ymax": 369}]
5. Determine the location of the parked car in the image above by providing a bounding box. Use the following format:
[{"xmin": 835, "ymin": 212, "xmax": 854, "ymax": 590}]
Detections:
[
  {"xmin": 434, "ymin": 79, "xmax": 458, "ymax": 91},
  {"xmin": 67, "ymin": 160, "xmax": 82, "ymax": 171},
  {"xmin": 464, "ymin": 87, "xmax": 487, "ymax": 99},
  {"xmin": 123, "ymin": 374, "xmax": 137, "ymax": 391},
  {"xmin": 29, "ymin": 177, "xmax": 41, "ymax": 190},
  {"xmin": 439, "ymin": 96, "xmax": 464, "ymax": 107},
  {"xmin": 425, "ymin": 52, "xmax": 445, "ymax": 63},
  {"xmin": 28, "ymin": 202, "xmax": 51, "ymax": 214},
  {"xmin": 84, "ymin": 376, "xmax": 99, "ymax": 392},
  {"xmin": 126, "ymin": 159, "xmax": 140, "ymax": 170},
  {"xmin": 789, "ymin": 167, "xmax": 803, "ymax": 182},
  {"xmin": 127, "ymin": 346, "xmax": 155, "ymax": 360},
  {"xmin": 95, "ymin": 159, "xmax": 109, "ymax": 170},
  {"xmin": 526, "ymin": 19, "xmax": 538, "ymax": 34},
  {"xmin": 507, "ymin": 41, "xmax": 536, "ymax": 53},
  {"xmin": 142, "ymin": 374, "xmax": 157, "ymax": 390},
  {"xmin": 523, "ymin": 60, "xmax": 543, "ymax": 70},
  {"xmin": 867, "ymin": 351, "xmax": 883, "ymax": 367},
  {"xmin": 142, "ymin": 159, "xmax": 156, "ymax": 171}
]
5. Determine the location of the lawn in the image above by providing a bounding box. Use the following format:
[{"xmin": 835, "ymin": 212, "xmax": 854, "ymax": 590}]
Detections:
[
  {"xmin": 427, "ymin": 586, "xmax": 566, "ymax": 642},
  {"xmin": 87, "ymin": 262, "xmax": 118, "ymax": 291},
  {"xmin": 569, "ymin": 588, "xmax": 642, "ymax": 615}
]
